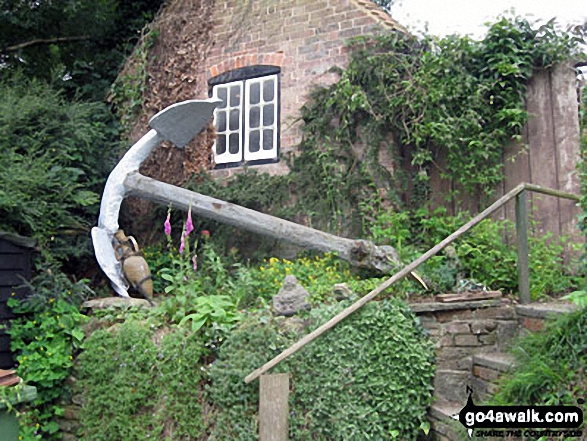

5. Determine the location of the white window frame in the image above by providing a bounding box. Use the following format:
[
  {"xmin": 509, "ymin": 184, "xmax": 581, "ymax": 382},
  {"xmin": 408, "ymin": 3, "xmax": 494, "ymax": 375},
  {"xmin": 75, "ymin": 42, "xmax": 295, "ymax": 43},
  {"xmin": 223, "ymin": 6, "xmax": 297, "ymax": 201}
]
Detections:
[
  {"xmin": 244, "ymin": 75, "xmax": 278, "ymax": 161},
  {"xmin": 212, "ymin": 81, "xmax": 243, "ymax": 165},
  {"xmin": 211, "ymin": 73, "xmax": 279, "ymax": 167}
]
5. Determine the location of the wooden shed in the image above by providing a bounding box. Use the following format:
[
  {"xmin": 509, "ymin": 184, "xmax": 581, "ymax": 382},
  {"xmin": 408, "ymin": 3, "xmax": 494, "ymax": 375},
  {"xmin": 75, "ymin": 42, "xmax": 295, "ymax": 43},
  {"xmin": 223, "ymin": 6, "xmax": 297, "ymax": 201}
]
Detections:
[{"xmin": 0, "ymin": 232, "xmax": 35, "ymax": 369}]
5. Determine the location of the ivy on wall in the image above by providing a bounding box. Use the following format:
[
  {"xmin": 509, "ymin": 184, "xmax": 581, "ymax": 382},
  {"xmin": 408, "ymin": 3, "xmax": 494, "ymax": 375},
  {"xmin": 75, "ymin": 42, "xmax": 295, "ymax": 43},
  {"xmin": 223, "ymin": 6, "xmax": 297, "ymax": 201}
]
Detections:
[
  {"xmin": 299, "ymin": 16, "xmax": 583, "ymax": 200},
  {"xmin": 189, "ymin": 16, "xmax": 585, "ymax": 243}
]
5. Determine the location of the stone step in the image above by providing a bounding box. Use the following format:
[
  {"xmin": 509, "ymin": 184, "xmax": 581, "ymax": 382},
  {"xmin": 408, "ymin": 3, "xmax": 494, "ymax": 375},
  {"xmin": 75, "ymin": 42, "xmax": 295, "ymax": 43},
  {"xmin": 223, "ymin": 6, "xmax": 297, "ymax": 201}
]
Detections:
[
  {"xmin": 471, "ymin": 352, "xmax": 516, "ymax": 401},
  {"xmin": 428, "ymin": 399, "xmax": 468, "ymax": 441},
  {"xmin": 473, "ymin": 352, "xmax": 516, "ymax": 373},
  {"xmin": 516, "ymin": 302, "xmax": 577, "ymax": 332}
]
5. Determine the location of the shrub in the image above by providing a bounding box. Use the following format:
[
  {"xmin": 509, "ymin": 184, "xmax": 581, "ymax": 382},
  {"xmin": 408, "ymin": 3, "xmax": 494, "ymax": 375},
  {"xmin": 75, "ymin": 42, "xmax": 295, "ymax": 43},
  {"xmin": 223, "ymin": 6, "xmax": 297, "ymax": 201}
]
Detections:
[
  {"xmin": 492, "ymin": 308, "xmax": 587, "ymax": 411},
  {"xmin": 77, "ymin": 321, "xmax": 208, "ymax": 440},
  {"xmin": 0, "ymin": 73, "xmax": 120, "ymax": 264},
  {"xmin": 7, "ymin": 268, "xmax": 90, "ymax": 440},
  {"xmin": 208, "ymin": 298, "xmax": 435, "ymax": 440},
  {"xmin": 368, "ymin": 207, "xmax": 583, "ymax": 298}
]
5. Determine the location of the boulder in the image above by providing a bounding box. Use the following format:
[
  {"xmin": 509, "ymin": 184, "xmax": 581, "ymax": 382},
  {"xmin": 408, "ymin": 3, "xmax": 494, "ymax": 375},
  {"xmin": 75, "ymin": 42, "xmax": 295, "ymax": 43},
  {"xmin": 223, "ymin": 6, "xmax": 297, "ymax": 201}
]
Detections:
[{"xmin": 272, "ymin": 275, "xmax": 311, "ymax": 317}]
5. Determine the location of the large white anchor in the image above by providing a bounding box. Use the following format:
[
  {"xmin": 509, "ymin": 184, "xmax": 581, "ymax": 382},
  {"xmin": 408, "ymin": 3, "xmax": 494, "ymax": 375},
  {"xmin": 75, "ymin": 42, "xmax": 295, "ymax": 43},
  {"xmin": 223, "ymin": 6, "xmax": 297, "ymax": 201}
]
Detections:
[
  {"xmin": 92, "ymin": 100, "xmax": 422, "ymax": 299},
  {"xmin": 91, "ymin": 99, "xmax": 220, "ymax": 298}
]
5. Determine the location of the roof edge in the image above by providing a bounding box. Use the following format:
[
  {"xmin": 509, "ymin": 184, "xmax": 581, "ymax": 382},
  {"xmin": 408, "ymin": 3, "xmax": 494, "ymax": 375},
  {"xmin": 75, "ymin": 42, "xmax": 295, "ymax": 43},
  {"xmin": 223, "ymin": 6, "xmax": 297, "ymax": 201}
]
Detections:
[{"xmin": 349, "ymin": 0, "xmax": 409, "ymax": 34}]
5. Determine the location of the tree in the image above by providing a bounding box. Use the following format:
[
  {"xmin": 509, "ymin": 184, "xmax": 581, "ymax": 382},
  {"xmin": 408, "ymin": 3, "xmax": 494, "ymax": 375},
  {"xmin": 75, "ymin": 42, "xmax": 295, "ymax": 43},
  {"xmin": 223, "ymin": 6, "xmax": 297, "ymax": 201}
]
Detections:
[{"xmin": 0, "ymin": 0, "xmax": 164, "ymax": 100}]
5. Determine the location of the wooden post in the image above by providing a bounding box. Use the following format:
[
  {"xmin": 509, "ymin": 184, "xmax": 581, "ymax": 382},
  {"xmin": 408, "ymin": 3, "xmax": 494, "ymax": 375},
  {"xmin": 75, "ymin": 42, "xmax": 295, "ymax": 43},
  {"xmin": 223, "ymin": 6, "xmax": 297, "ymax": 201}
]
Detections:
[
  {"xmin": 259, "ymin": 374, "xmax": 289, "ymax": 441},
  {"xmin": 516, "ymin": 190, "xmax": 531, "ymax": 304}
]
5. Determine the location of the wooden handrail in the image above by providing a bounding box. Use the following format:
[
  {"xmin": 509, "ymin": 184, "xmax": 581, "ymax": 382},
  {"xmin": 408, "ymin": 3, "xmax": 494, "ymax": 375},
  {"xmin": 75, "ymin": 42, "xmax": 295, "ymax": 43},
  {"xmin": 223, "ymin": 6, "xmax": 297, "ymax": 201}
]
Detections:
[{"xmin": 244, "ymin": 183, "xmax": 580, "ymax": 383}]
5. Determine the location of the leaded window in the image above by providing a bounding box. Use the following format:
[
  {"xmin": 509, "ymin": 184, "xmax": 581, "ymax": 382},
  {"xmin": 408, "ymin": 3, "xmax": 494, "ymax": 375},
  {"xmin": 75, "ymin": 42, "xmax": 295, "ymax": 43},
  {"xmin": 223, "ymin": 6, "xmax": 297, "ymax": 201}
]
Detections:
[{"xmin": 210, "ymin": 66, "xmax": 280, "ymax": 167}]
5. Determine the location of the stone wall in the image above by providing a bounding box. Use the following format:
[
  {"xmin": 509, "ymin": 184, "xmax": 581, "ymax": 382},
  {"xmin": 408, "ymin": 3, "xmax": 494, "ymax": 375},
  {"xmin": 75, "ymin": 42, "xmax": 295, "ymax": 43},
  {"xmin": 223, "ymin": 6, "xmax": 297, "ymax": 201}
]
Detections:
[
  {"xmin": 411, "ymin": 299, "xmax": 519, "ymax": 405},
  {"xmin": 57, "ymin": 298, "xmax": 576, "ymax": 439}
]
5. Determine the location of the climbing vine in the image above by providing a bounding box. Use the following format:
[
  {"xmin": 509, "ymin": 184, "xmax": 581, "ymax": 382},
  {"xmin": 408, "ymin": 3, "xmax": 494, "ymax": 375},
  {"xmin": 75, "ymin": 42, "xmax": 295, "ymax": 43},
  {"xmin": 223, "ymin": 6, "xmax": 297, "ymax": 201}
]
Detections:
[
  {"xmin": 298, "ymin": 16, "xmax": 584, "ymax": 202},
  {"xmin": 189, "ymin": 17, "xmax": 585, "ymax": 243}
]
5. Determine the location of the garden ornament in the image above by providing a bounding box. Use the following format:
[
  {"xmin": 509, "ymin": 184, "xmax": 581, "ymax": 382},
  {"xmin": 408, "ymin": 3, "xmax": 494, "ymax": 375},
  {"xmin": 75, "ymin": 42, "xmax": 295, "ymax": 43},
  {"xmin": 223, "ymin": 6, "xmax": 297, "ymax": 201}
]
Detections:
[
  {"xmin": 91, "ymin": 99, "xmax": 220, "ymax": 299},
  {"xmin": 92, "ymin": 99, "xmax": 421, "ymax": 301},
  {"xmin": 113, "ymin": 230, "xmax": 154, "ymax": 305}
]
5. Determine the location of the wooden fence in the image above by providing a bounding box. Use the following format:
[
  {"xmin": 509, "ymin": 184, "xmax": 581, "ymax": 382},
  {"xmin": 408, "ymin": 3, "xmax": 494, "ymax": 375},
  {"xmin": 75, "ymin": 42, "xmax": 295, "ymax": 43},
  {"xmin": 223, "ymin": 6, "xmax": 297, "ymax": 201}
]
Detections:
[{"xmin": 429, "ymin": 62, "xmax": 582, "ymax": 243}]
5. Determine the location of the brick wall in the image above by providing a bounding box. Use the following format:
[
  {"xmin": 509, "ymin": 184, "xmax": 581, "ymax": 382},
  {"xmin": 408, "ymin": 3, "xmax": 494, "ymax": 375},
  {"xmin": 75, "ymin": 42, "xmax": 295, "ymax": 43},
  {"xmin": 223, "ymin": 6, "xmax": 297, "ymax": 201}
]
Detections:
[{"xmin": 190, "ymin": 0, "xmax": 403, "ymax": 174}]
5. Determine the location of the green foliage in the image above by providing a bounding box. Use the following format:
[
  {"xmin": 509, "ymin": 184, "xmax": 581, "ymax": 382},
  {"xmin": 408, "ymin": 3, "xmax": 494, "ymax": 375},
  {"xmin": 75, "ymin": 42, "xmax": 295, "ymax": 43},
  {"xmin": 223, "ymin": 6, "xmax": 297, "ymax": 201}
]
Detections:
[
  {"xmin": 109, "ymin": 28, "xmax": 160, "ymax": 132},
  {"xmin": 0, "ymin": 74, "xmax": 120, "ymax": 264},
  {"xmin": 239, "ymin": 254, "xmax": 354, "ymax": 307},
  {"xmin": 208, "ymin": 298, "xmax": 435, "ymax": 440},
  {"xmin": 366, "ymin": 208, "xmax": 583, "ymax": 298},
  {"xmin": 491, "ymin": 308, "xmax": 587, "ymax": 409},
  {"xmin": 179, "ymin": 295, "xmax": 240, "ymax": 332},
  {"xmin": 6, "ymin": 268, "xmax": 90, "ymax": 440},
  {"xmin": 0, "ymin": 0, "xmax": 164, "ymax": 100},
  {"xmin": 296, "ymin": 16, "xmax": 584, "ymax": 217},
  {"xmin": 77, "ymin": 321, "xmax": 208, "ymax": 440}
]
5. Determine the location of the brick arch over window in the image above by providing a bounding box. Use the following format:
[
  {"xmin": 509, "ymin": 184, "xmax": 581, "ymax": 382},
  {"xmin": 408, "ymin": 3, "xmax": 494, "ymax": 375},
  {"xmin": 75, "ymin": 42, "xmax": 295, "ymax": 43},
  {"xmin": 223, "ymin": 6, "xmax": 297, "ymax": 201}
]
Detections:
[{"xmin": 208, "ymin": 52, "xmax": 284, "ymax": 78}]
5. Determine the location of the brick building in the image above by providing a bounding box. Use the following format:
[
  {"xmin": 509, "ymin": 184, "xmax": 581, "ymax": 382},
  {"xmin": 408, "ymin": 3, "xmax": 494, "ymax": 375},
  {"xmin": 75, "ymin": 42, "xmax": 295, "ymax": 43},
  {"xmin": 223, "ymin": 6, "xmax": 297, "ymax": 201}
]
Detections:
[{"xmin": 187, "ymin": 0, "xmax": 406, "ymax": 176}]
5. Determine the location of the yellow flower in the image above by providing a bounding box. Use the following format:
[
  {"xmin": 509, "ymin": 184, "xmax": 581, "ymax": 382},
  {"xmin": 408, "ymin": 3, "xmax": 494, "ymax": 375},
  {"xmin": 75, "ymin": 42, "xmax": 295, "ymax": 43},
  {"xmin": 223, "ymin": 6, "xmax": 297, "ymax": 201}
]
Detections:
[
  {"xmin": 49, "ymin": 298, "xmax": 54, "ymax": 303},
  {"xmin": 260, "ymin": 266, "xmax": 265, "ymax": 271}
]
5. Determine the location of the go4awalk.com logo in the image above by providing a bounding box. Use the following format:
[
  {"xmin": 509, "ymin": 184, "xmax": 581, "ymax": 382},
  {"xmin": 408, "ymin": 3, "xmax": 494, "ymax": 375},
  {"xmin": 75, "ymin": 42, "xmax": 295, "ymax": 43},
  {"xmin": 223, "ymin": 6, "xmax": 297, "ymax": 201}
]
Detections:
[{"xmin": 454, "ymin": 387, "xmax": 584, "ymax": 439}]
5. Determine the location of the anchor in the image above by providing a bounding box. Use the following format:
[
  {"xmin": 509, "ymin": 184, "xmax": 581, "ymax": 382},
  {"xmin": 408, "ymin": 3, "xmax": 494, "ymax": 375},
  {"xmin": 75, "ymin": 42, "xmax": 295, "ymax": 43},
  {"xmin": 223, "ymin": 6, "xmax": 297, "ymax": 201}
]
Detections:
[{"xmin": 92, "ymin": 100, "xmax": 418, "ymax": 300}]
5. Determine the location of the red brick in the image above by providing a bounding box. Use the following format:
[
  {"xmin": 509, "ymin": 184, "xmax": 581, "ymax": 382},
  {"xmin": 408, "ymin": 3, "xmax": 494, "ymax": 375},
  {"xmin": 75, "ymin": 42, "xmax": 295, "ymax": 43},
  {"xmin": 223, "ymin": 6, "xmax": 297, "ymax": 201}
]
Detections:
[
  {"xmin": 473, "ymin": 365, "xmax": 501, "ymax": 382},
  {"xmin": 523, "ymin": 317, "xmax": 545, "ymax": 332},
  {"xmin": 353, "ymin": 16, "xmax": 375, "ymax": 27},
  {"xmin": 340, "ymin": 19, "xmax": 353, "ymax": 30},
  {"xmin": 210, "ymin": 65, "xmax": 219, "ymax": 77},
  {"xmin": 305, "ymin": 3, "xmax": 327, "ymax": 13}
]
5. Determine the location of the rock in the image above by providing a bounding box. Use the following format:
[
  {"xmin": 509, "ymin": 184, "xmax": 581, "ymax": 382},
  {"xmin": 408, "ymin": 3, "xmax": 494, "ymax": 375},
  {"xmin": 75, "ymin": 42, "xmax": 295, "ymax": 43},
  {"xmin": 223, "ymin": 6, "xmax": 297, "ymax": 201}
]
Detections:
[
  {"xmin": 273, "ymin": 275, "xmax": 311, "ymax": 317},
  {"xmin": 275, "ymin": 316, "xmax": 311, "ymax": 334},
  {"xmin": 333, "ymin": 283, "xmax": 353, "ymax": 300},
  {"xmin": 82, "ymin": 297, "xmax": 152, "ymax": 310}
]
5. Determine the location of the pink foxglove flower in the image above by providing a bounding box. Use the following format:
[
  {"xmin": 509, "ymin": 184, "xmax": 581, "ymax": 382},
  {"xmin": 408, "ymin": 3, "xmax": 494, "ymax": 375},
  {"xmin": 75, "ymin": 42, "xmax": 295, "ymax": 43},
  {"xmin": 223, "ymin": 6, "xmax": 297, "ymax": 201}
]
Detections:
[
  {"xmin": 185, "ymin": 209, "xmax": 194, "ymax": 237},
  {"xmin": 179, "ymin": 234, "xmax": 186, "ymax": 254},
  {"xmin": 164, "ymin": 213, "xmax": 171, "ymax": 236},
  {"xmin": 192, "ymin": 254, "xmax": 198, "ymax": 271}
]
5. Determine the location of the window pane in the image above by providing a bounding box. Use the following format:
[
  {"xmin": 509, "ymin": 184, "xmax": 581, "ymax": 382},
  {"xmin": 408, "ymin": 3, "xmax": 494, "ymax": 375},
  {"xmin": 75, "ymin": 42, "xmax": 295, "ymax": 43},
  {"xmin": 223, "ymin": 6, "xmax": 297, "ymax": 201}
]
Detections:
[
  {"xmin": 216, "ymin": 111, "xmax": 227, "ymax": 132},
  {"xmin": 249, "ymin": 106, "xmax": 260, "ymax": 129},
  {"xmin": 229, "ymin": 133, "xmax": 240, "ymax": 154},
  {"xmin": 216, "ymin": 135, "xmax": 226, "ymax": 155},
  {"xmin": 263, "ymin": 129, "xmax": 274, "ymax": 150},
  {"xmin": 249, "ymin": 130, "xmax": 260, "ymax": 153},
  {"xmin": 250, "ymin": 82, "xmax": 260, "ymax": 105},
  {"xmin": 229, "ymin": 109, "xmax": 240, "ymax": 131},
  {"xmin": 263, "ymin": 104, "xmax": 274, "ymax": 126},
  {"xmin": 263, "ymin": 79, "xmax": 274, "ymax": 102},
  {"xmin": 217, "ymin": 88, "xmax": 227, "ymax": 108},
  {"xmin": 230, "ymin": 86, "xmax": 240, "ymax": 107}
]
